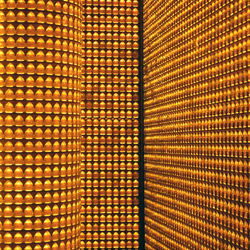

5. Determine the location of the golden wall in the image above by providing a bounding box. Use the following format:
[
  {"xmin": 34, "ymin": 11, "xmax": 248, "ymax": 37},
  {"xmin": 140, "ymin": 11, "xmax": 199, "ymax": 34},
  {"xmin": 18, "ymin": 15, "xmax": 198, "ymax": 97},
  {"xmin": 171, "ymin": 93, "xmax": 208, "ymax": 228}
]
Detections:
[
  {"xmin": 81, "ymin": 0, "xmax": 140, "ymax": 248},
  {"xmin": 0, "ymin": 0, "xmax": 141, "ymax": 249},
  {"xmin": 0, "ymin": 0, "xmax": 249, "ymax": 249},
  {"xmin": 143, "ymin": 0, "xmax": 249, "ymax": 249}
]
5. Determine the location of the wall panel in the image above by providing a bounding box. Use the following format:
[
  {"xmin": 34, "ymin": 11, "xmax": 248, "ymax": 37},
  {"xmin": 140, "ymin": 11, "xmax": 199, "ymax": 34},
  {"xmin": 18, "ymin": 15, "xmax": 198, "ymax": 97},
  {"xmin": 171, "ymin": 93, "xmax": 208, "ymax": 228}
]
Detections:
[
  {"xmin": 81, "ymin": 0, "xmax": 141, "ymax": 248},
  {"xmin": 143, "ymin": 0, "xmax": 249, "ymax": 249}
]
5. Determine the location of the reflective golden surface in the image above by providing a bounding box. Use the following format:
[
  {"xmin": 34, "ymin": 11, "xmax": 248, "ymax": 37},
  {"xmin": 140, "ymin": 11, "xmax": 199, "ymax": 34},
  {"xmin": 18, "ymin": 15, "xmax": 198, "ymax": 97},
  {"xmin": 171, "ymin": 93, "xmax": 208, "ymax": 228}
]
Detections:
[
  {"xmin": 81, "ymin": 0, "xmax": 140, "ymax": 248},
  {"xmin": 0, "ymin": 0, "xmax": 82, "ymax": 249},
  {"xmin": 144, "ymin": 0, "xmax": 249, "ymax": 249}
]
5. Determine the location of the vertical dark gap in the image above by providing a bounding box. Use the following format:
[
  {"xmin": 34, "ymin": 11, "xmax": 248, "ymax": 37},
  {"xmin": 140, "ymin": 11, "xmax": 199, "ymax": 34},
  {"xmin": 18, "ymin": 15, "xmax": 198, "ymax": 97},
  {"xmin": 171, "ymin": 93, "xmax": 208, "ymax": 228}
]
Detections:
[{"xmin": 138, "ymin": 0, "xmax": 145, "ymax": 249}]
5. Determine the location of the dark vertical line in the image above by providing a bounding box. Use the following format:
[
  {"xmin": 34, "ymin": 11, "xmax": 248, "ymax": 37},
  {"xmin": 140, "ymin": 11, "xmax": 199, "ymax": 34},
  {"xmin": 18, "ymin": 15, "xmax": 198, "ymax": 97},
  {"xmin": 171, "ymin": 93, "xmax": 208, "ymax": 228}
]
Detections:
[{"xmin": 138, "ymin": 0, "xmax": 145, "ymax": 249}]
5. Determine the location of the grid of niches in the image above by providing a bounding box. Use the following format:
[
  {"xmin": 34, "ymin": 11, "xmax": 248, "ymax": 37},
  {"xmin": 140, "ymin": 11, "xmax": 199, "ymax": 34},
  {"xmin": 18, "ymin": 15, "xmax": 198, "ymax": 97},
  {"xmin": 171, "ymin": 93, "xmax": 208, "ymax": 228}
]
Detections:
[
  {"xmin": 143, "ymin": 0, "xmax": 249, "ymax": 249},
  {"xmin": 81, "ymin": 0, "xmax": 140, "ymax": 249},
  {"xmin": 0, "ymin": 0, "xmax": 82, "ymax": 249}
]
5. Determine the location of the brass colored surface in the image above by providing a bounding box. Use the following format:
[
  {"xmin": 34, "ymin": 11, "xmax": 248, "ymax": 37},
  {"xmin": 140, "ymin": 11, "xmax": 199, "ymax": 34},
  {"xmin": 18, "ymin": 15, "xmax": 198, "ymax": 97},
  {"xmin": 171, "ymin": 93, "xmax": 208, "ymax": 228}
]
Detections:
[
  {"xmin": 81, "ymin": 0, "xmax": 140, "ymax": 248},
  {"xmin": 143, "ymin": 0, "xmax": 249, "ymax": 249},
  {"xmin": 0, "ymin": 0, "xmax": 82, "ymax": 248}
]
